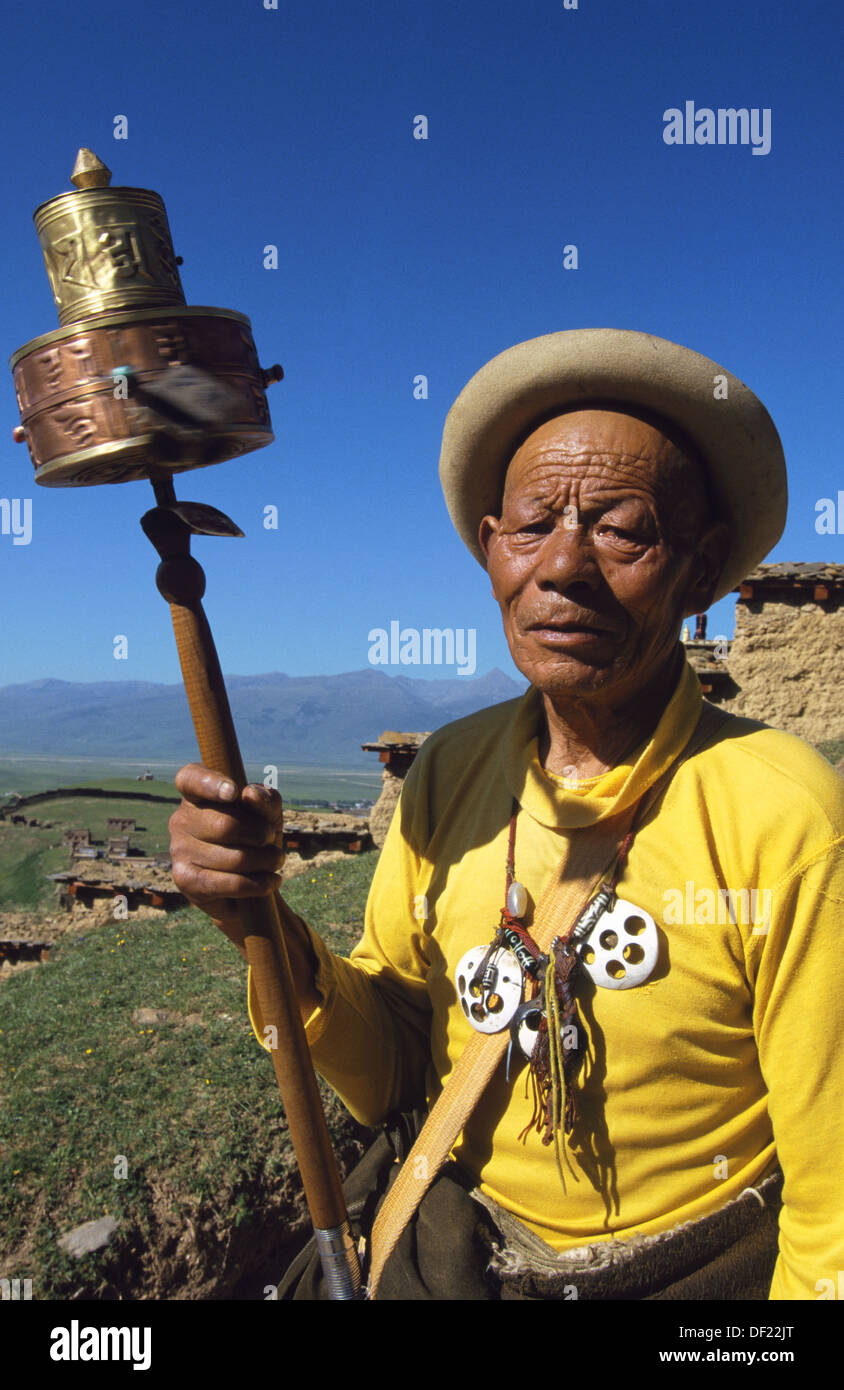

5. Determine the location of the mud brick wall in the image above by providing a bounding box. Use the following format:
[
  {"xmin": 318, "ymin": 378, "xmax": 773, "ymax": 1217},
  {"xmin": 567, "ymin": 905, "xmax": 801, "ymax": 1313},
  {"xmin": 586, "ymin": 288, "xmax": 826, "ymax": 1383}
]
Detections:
[
  {"xmin": 365, "ymin": 734, "xmax": 430, "ymax": 848},
  {"xmin": 722, "ymin": 594, "xmax": 844, "ymax": 745}
]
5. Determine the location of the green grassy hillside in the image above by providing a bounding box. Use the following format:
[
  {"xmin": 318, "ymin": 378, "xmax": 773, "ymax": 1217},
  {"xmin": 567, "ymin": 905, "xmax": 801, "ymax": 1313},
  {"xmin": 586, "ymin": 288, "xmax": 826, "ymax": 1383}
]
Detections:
[{"xmin": 0, "ymin": 851, "xmax": 378, "ymax": 1300}]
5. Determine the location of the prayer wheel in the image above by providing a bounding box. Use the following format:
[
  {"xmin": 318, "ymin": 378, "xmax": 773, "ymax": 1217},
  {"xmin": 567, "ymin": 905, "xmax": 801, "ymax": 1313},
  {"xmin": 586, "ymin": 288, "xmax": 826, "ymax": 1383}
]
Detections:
[
  {"xmin": 8, "ymin": 148, "xmax": 362, "ymax": 1298},
  {"xmin": 10, "ymin": 148, "xmax": 282, "ymax": 487}
]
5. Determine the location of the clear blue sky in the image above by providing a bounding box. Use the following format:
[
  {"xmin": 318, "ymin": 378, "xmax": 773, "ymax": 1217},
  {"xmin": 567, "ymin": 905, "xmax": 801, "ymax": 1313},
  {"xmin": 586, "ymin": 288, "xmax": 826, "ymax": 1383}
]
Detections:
[{"xmin": 1, "ymin": 0, "xmax": 841, "ymax": 687}]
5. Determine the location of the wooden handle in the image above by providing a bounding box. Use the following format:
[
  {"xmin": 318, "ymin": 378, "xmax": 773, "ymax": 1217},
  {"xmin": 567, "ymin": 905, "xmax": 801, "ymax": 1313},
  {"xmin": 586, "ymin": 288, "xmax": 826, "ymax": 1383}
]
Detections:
[{"xmin": 159, "ymin": 556, "xmax": 349, "ymax": 1232}]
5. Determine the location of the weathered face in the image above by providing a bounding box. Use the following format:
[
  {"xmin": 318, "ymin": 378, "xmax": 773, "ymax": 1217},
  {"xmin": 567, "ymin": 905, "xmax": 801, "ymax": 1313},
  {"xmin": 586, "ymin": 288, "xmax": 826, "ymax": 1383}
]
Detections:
[{"xmin": 479, "ymin": 409, "xmax": 728, "ymax": 705}]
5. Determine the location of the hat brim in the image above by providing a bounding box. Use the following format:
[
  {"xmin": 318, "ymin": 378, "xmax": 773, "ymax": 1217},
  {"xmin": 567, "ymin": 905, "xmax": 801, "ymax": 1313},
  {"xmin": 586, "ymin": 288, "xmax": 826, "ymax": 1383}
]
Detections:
[{"xmin": 438, "ymin": 329, "xmax": 787, "ymax": 603}]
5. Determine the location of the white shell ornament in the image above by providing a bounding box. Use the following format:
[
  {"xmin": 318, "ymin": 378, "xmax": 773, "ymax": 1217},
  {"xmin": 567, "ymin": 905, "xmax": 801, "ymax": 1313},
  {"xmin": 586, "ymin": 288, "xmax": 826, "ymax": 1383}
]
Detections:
[
  {"xmin": 510, "ymin": 998, "xmax": 581, "ymax": 1062},
  {"xmin": 514, "ymin": 1001, "xmax": 544, "ymax": 1059},
  {"xmin": 578, "ymin": 898, "xmax": 659, "ymax": 990},
  {"xmin": 455, "ymin": 945, "xmax": 524, "ymax": 1033}
]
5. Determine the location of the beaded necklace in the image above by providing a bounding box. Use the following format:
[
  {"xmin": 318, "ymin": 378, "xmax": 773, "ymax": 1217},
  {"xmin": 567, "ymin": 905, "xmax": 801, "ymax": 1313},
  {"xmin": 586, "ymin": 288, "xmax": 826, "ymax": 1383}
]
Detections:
[{"xmin": 454, "ymin": 797, "xmax": 659, "ymax": 1191}]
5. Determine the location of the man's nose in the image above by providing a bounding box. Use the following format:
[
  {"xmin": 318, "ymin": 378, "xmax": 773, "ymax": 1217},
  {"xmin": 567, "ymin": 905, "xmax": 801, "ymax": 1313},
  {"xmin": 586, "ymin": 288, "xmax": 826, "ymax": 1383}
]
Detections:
[{"xmin": 532, "ymin": 520, "xmax": 601, "ymax": 591}]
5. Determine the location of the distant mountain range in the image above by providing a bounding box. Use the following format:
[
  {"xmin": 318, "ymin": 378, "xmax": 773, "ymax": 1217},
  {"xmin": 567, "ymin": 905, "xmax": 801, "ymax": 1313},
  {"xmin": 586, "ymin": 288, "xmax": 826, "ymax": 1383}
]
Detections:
[{"xmin": 0, "ymin": 669, "xmax": 527, "ymax": 766}]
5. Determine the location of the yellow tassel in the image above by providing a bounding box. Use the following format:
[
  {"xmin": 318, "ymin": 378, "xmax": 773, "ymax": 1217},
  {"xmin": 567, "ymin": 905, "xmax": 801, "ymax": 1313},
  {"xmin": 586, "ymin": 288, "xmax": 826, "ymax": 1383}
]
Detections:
[{"xmin": 546, "ymin": 970, "xmax": 577, "ymax": 1189}]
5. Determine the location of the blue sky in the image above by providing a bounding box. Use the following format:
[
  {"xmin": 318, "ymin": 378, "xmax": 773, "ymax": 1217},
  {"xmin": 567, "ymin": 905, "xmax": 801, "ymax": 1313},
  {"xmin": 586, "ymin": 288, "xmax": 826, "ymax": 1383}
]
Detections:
[{"xmin": 1, "ymin": 0, "xmax": 841, "ymax": 688}]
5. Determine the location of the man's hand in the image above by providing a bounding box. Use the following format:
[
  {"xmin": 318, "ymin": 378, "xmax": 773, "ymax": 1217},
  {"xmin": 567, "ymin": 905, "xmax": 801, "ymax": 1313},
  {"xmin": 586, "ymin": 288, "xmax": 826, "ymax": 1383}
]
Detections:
[
  {"xmin": 169, "ymin": 764, "xmax": 285, "ymax": 954},
  {"xmin": 169, "ymin": 765, "xmax": 322, "ymax": 1020}
]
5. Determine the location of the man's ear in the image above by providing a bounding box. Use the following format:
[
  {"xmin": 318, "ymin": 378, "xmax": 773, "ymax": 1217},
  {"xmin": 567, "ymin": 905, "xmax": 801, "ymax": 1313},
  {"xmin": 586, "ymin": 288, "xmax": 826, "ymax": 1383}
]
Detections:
[
  {"xmin": 478, "ymin": 515, "xmax": 500, "ymax": 566},
  {"xmin": 681, "ymin": 521, "xmax": 731, "ymax": 617}
]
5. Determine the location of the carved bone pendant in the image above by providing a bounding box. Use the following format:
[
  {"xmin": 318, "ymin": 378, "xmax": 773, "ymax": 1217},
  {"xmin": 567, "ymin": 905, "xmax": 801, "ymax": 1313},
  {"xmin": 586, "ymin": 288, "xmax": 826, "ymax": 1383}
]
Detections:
[{"xmin": 578, "ymin": 898, "xmax": 659, "ymax": 990}]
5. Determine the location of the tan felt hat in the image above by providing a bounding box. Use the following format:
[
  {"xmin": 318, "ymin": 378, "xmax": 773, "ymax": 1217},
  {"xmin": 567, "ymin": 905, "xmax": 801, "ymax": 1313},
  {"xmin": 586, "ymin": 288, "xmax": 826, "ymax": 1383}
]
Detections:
[{"xmin": 438, "ymin": 328, "xmax": 787, "ymax": 602}]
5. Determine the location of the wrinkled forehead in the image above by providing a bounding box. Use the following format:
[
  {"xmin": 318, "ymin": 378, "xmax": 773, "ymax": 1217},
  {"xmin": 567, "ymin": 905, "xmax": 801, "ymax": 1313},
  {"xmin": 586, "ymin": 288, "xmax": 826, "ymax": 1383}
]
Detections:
[{"xmin": 502, "ymin": 405, "xmax": 706, "ymax": 501}]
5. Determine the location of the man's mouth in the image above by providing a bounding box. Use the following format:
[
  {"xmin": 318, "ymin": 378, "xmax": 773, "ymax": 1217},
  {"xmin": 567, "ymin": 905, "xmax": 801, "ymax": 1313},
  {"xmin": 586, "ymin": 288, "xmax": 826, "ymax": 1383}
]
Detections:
[{"xmin": 526, "ymin": 618, "xmax": 617, "ymax": 637}]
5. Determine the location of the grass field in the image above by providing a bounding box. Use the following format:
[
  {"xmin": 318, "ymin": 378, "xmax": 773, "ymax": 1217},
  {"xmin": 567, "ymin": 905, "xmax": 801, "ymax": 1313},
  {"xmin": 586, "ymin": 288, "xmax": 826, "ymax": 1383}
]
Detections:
[
  {"xmin": 0, "ymin": 758, "xmax": 381, "ymax": 805},
  {"xmin": 0, "ymin": 761, "xmax": 380, "ymax": 914},
  {"xmin": 0, "ymin": 851, "xmax": 379, "ymax": 1300},
  {"xmin": 818, "ymin": 737, "xmax": 844, "ymax": 767}
]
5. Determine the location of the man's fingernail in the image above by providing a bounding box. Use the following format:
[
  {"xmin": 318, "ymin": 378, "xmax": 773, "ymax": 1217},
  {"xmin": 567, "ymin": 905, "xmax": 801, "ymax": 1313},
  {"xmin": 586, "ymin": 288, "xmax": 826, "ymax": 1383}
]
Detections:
[{"xmin": 219, "ymin": 780, "xmax": 237, "ymax": 801}]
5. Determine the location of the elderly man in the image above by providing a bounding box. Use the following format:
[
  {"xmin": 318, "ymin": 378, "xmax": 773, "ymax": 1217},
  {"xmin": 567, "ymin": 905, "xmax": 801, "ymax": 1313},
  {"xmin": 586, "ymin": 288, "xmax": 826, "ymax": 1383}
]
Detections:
[{"xmin": 169, "ymin": 330, "xmax": 844, "ymax": 1301}]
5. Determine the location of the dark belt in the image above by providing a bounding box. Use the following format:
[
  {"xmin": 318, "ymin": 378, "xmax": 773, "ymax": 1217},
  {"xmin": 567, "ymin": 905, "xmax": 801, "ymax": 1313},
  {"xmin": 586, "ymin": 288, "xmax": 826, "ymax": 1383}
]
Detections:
[{"xmin": 477, "ymin": 1168, "xmax": 783, "ymax": 1301}]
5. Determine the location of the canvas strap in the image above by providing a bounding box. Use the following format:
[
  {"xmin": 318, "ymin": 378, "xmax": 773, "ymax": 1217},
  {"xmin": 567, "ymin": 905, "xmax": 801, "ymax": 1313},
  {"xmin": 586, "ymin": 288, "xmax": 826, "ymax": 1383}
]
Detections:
[{"xmin": 366, "ymin": 698, "xmax": 729, "ymax": 1298}]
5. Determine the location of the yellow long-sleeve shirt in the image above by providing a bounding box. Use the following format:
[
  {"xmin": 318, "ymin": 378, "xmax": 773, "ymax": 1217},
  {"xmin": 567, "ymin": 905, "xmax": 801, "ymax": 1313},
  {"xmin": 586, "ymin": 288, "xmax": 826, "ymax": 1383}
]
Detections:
[{"xmin": 249, "ymin": 656, "xmax": 844, "ymax": 1300}]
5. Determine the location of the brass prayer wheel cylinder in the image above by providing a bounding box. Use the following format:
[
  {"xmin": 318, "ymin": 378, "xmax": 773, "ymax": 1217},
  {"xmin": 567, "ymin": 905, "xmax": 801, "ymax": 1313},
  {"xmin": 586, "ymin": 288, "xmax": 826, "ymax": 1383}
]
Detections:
[
  {"xmin": 34, "ymin": 186, "xmax": 186, "ymax": 326},
  {"xmin": 11, "ymin": 149, "xmax": 281, "ymax": 487},
  {"xmin": 11, "ymin": 307, "xmax": 275, "ymax": 487}
]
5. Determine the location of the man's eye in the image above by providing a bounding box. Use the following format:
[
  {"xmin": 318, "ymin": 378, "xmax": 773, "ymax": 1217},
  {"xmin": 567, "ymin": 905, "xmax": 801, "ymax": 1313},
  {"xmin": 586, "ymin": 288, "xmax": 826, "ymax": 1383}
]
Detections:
[{"xmin": 596, "ymin": 523, "xmax": 648, "ymax": 546}]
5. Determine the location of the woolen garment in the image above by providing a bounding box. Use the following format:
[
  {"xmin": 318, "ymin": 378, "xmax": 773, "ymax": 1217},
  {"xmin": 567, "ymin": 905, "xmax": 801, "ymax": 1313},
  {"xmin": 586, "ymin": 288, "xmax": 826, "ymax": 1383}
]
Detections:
[{"xmin": 248, "ymin": 653, "xmax": 844, "ymax": 1300}]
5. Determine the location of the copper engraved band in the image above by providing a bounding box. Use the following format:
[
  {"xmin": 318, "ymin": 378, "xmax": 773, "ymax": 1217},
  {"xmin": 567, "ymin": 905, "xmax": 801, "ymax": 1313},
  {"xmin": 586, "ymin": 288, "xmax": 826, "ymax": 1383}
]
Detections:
[{"xmin": 11, "ymin": 307, "xmax": 274, "ymax": 487}]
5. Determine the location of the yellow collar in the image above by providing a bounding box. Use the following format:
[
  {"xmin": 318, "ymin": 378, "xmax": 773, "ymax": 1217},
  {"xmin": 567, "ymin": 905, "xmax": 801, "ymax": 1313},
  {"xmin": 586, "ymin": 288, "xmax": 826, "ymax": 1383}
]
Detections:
[{"xmin": 501, "ymin": 655, "xmax": 703, "ymax": 829}]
